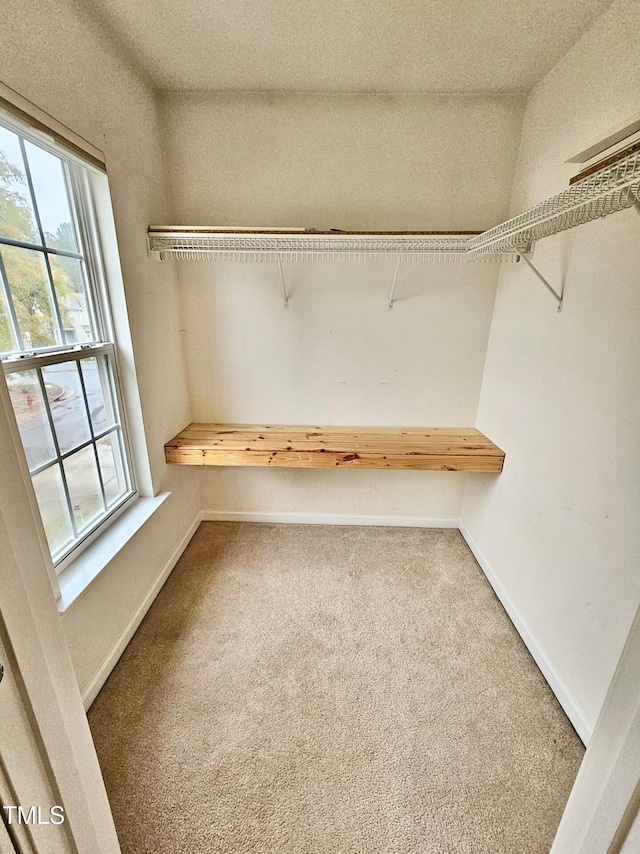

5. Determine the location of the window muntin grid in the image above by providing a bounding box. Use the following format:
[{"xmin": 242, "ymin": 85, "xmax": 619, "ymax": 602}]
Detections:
[{"xmin": 0, "ymin": 117, "xmax": 136, "ymax": 568}]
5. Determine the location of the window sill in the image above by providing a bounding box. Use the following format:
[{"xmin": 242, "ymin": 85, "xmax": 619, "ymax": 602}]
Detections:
[{"xmin": 57, "ymin": 492, "xmax": 170, "ymax": 613}]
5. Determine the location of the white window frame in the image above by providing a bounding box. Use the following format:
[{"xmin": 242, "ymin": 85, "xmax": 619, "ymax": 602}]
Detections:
[{"xmin": 0, "ymin": 111, "xmax": 138, "ymax": 573}]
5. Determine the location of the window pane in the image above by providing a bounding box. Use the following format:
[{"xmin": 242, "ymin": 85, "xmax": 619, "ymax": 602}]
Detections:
[
  {"xmin": 97, "ymin": 431, "xmax": 128, "ymax": 506},
  {"xmin": 0, "ymin": 280, "xmax": 18, "ymax": 351},
  {"xmin": 32, "ymin": 464, "xmax": 74, "ymax": 555},
  {"xmin": 63, "ymin": 444, "xmax": 105, "ymax": 533},
  {"xmin": 1, "ymin": 245, "xmax": 60, "ymax": 348},
  {"xmin": 24, "ymin": 141, "xmax": 79, "ymax": 252},
  {"xmin": 50, "ymin": 255, "xmax": 96, "ymax": 344},
  {"xmin": 42, "ymin": 361, "xmax": 91, "ymax": 454},
  {"xmin": 0, "ymin": 118, "xmax": 137, "ymax": 568},
  {"xmin": 5, "ymin": 369, "xmax": 56, "ymax": 470},
  {"xmin": 0, "ymin": 125, "xmax": 39, "ymax": 244},
  {"xmin": 80, "ymin": 355, "xmax": 116, "ymax": 433}
]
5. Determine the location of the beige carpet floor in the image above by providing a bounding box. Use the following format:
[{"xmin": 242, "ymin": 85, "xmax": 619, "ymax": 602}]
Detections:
[{"xmin": 89, "ymin": 522, "xmax": 584, "ymax": 853}]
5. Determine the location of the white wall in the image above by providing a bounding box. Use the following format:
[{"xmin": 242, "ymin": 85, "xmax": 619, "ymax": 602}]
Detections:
[
  {"xmin": 161, "ymin": 92, "xmax": 524, "ymax": 520},
  {"xmin": 462, "ymin": 0, "xmax": 640, "ymax": 738},
  {"xmin": 0, "ymin": 0, "xmax": 200, "ymax": 696}
]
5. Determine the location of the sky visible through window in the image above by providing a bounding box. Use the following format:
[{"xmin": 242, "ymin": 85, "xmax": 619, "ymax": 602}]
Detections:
[{"xmin": 0, "ymin": 124, "xmax": 73, "ymax": 244}]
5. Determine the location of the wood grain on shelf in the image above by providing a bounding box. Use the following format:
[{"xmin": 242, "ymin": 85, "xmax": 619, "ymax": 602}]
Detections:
[{"xmin": 165, "ymin": 424, "xmax": 505, "ymax": 472}]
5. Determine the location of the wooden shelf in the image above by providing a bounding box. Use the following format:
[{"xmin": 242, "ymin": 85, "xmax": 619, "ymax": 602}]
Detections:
[{"xmin": 165, "ymin": 424, "xmax": 505, "ymax": 472}]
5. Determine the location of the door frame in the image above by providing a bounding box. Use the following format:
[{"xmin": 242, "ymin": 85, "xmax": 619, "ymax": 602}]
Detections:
[
  {"xmin": 0, "ymin": 372, "xmax": 120, "ymax": 854},
  {"xmin": 551, "ymin": 603, "xmax": 640, "ymax": 853}
]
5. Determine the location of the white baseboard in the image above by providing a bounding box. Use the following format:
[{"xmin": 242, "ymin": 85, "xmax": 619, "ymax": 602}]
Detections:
[
  {"xmin": 459, "ymin": 520, "xmax": 593, "ymax": 745},
  {"xmin": 200, "ymin": 510, "xmax": 460, "ymax": 528},
  {"xmin": 82, "ymin": 513, "xmax": 201, "ymax": 709}
]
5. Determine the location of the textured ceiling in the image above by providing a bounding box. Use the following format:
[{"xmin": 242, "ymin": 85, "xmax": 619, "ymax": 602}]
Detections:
[{"xmin": 87, "ymin": 0, "xmax": 613, "ymax": 92}]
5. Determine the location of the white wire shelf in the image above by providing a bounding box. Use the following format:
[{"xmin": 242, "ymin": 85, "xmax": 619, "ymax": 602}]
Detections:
[
  {"xmin": 146, "ymin": 229, "xmax": 519, "ymax": 263},
  {"xmin": 466, "ymin": 145, "xmax": 640, "ymax": 258},
  {"xmin": 149, "ymin": 144, "xmax": 639, "ymax": 269}
]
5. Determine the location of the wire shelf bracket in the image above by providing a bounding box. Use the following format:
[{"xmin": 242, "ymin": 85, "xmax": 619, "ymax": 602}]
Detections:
[
  {"xmin": 388, "ymin": 259, "xmax": 401, "ymax": 309},
  {"xmin": 277, "ymin": 258, "xmax": 289, "ymax": 309},
  {"xmin": 515, "ymin": 249, "xmax": 564, "ymax": 313}
]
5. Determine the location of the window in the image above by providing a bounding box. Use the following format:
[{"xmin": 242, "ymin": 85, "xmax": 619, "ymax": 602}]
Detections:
[{"xmin": 0, "ymin": 114, "xmax": 136, "ymax": 569}]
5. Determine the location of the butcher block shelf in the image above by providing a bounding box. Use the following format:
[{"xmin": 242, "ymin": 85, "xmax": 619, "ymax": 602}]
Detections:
[{"xmin": 165, "ymin": 424, "xmax": 505, "ymax": 472}]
